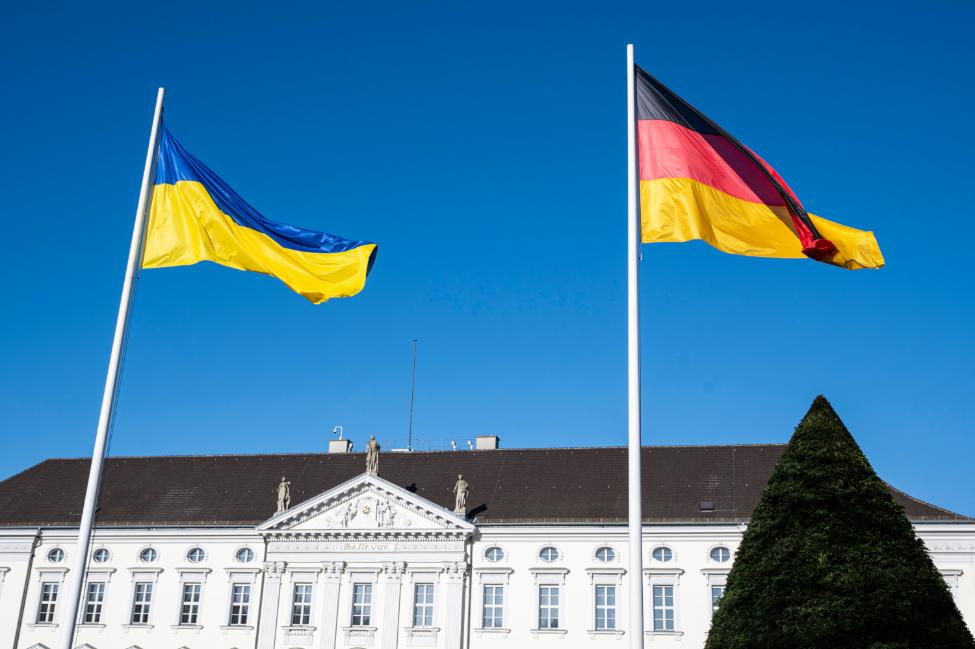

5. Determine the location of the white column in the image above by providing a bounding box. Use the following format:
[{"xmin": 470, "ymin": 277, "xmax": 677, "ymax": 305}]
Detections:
[
  {"xmin": 380, "ymin": 562, "xmax": 405, "ymax": 649},
  {"xmin": 442, "ymin": 562, "xmax": 466, "ymax": 649},
  {"xmin": 319, "ymin": 561, "xmax": 345, "ymax": 649},
  {"xmin": 258, "ymin": 561, "xmax": 287, "ymax": 649}
]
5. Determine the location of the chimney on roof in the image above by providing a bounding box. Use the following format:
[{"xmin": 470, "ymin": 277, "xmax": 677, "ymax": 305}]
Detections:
[
  {"xmin": 328, "ymin": 426, "xmax": 352, "ymax": 454},
  {"xmin": 475, "ymin": 435, "xmax": 500, "ymax": 450}
]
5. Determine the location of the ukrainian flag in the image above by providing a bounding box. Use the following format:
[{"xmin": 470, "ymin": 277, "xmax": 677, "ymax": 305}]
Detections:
[{"xmin": 142, "ymin": 127, "xmax": 377, "ymax": 303}]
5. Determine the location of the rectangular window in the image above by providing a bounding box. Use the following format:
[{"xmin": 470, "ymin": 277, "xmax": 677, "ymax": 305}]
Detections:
[
  {"xmin": 595, "ymin": 584, "xmax": 616, "ymax": 630},
  {"xmin": 179, "ymin": 582, "xmax": 202, "ymax": 625},
  {"xmin": 538, "ymin": 585, "xmax": 559, "ymax": 629},
  {"xmin": 482, "ymin": 585, "xmax": 504, "ymax": 629},
  {"xmin": 652, "ymin": 585, "xmax": 675, "ymax": 632},
  {"xmin": 130, "ymin": 582, "xmax": 153, "ymax": 625},
  {"xmin": 412, "ymin": 583, "xmax": 434, "ymax": 627},
  {"xmin": 83, "ymin": 582, "xmax": 106, "ymax": 624},
  {"xmin": 351, "ymin": 583, "xmax": 372, "ymax": 626},
  {"xmin": 710, "ymin": 585, "xmax": 725, "ymax": 615},
  {"xmin": 291, "ymin": 583, "xmax": 313, "ymax": 626},
  {"xmin": 36, "ymin": 582, "xmax": 59, "ymax": 623},
  {"xmin": 229, "ymin": 583, "xmax": 252, "ymax": 626}
]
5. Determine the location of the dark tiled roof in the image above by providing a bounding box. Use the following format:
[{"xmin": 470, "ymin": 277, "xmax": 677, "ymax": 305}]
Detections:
[{"xmin": 0, "ymin": 446, "xmax": 966, "ymax": 527}]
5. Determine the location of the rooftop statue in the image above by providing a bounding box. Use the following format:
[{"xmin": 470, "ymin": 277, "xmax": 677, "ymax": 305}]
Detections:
[
  {"xmin": 366, "ymin": 435, "xmax": 380, "ymax": 476},
  {"xmin": 275, "ymin": 476, "xmax": 291, "ymax": 514},
  {"xmin": 453, "ymin": 474, "xmax": 469, "ymax": 515}
]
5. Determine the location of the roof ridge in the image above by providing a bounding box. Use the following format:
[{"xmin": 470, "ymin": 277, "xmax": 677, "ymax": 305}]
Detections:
[{"xmin": 38, "ymin": 442, "xmax": 789, "ymax": 462}]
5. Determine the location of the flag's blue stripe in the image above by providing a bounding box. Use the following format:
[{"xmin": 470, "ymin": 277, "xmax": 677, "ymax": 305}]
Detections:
[{"xmin": 154, "ymin": 126, "xmax": 373, "ymax": 255}]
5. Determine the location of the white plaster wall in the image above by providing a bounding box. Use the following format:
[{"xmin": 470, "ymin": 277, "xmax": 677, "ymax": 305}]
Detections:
[
  {"xmin": 3, "ymin": 521, "xmax": 973, "ymax": 649},
  {"xmin": 0, "ymin": 532, "xmax": 39, "ymax": 649},
  {"xmin": 11, "ymin": 527, "xmax": 264, "ymax": 649}
]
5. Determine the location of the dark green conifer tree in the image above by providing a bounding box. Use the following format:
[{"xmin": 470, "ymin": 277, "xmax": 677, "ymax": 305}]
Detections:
[{"xmin": 705, "ymin": 396, "xmax": 973, "ymax": 649}]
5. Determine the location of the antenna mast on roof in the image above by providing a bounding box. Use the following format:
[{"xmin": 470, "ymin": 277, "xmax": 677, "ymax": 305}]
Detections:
[{"xmin": 407, "ymin": 338, "xmax": 417, "ymax": 450}]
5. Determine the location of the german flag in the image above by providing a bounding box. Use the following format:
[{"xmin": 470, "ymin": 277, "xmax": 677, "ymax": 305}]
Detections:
[{"xmin": 636, "ymin": 66, "xmax": 883, "ymax": 269}]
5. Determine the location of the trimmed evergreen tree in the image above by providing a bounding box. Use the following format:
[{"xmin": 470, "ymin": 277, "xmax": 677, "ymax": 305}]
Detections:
[{"xmin": 706, "ymin": 396, "xmax": 973, "ymax": 649}]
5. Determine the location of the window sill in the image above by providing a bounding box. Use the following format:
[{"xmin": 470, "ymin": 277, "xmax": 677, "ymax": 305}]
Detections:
[
  {"xmin": 122, "ymin": 623, "xmax": 155, "ymax": 630},
  {"xmin": 474, "ymin": 627, "xmax": 511, "ymax": 635},
  {"xmin": 27, "ymin": 623, "xmax": 58, "ymax": 629},
  {"xmin": 221, "ymin": 624, "xmax": 255, "ymax": 631},
  {"xmin": 588, "ymin": 629, "xmax": 625, "ymax": 636},
  {"xmin": 171, "ymin": 624, "xmax": 203, "ymax": 630},
  {"xmin": 645, "ymin": 630, "xmax": 684, "ymax": 637},
  {"xmin": 530, "ymin": 628, "xmax": 568, "ymax": 635},
  {"xmin": 78, "ymin": 623, "xmax": 106, "ymax": 629},
  {"xmin": 341, "ymin": 625, "xmax": 377, "ymax": 643}
]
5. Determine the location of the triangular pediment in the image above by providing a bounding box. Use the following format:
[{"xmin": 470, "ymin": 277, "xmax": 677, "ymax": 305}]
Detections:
[
  {"xmin": 258, "ymin": 473, "xmax": 474, "ymax": 536},
  {"xmin": 27, "ymin": 644, "xmax": 51, "ymax": 649},
  {"xmin": 75, "ymin": 645, "xmax": 98, "ymax": 649}
]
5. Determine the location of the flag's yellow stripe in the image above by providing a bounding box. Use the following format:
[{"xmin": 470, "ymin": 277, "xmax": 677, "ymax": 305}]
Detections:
[
  {"xmin": 640, "ymin": 177, "xmax": 884, "ymax": 270},
  {"xmin": 143, "ymin": 180, "xmax": 376, "ymax": 303}
]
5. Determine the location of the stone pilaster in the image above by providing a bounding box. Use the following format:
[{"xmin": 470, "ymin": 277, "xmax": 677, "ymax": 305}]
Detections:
[
  {"xmin": 442, "ymin": 561, "xmax": 466, "ymax": 649},
  {"xmin": 381, "ymin": 561, "xmax": 406, "ymax": 649},
  {"xmin": 257, "ymin": 561, "xmax": 287, "ymax": 649},
  {"xmin": 318, "ymin": 561, "xmax": 345, "ymax": 649}
]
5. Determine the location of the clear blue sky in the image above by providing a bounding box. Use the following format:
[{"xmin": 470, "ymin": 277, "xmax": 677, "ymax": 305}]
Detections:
[{"xmin": 1, "ymin": 1, "xmax": 972, "ymax": 516}]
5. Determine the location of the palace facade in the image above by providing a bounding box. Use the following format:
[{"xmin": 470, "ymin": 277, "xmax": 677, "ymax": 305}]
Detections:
[{"xmin": 1, "ymin": 436, "xmax": 972, "ymax": 649}]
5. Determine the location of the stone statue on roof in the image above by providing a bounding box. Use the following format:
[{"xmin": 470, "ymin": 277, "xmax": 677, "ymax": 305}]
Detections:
[
  {"xmin": 366, "ymin": 436, "xmax": 380, "ymax": 476},
  {"xmin": 453, "ymin": 474, "xmax": 469, "ymax": 515},
  {"xmin": 276, "ymin": 476, "xmax": 291, "ymax": 513}
]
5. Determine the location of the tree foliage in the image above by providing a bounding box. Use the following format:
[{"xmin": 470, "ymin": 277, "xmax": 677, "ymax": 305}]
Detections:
[{"xmin": 705, "ymin": 396, "xmax": 973, "ymax": 649}]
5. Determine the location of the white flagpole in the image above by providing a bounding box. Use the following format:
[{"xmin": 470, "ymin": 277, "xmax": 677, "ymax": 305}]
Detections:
[
  {"xmin": 625, "ymin": 43, "xmax": 646, "ymax": 647},
  {"xmin": 59, "ymin": 87, "xmax": 165, "ymax": 649}
]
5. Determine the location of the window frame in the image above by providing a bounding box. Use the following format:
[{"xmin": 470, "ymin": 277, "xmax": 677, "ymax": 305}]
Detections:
[
  {"xmin": 652, "ymin": 584, "xmax": 676, "ymax": 632},
  {"xmin": 235, "ymin": 546, "xmax": 255, "ymax": 564},
  {"xmin": 412, "ymin": 582, "xmax": 435, "ymax": 628},
  {"xmin": 537, "ymin": 584, "xmax": 560, "ymax": 629},
  {"xmin": 185, "ymin": 547, "xmax": 206, "ymax": 563},
  {"xmin": 651, "ymin": 546, "xmax": 673, "ymax": 562},
  {"xmin": 594, "ymin": 584, "xmax": 617, "ymax": 630},
  {"xmin": 47, "ymin": 548, "xmax": 65, "ymax": 563},
  {"xmin": 138, "ymin": 546, "xmax": 158, "ymax": 563},
  {"xmin": 130, "ymin": 581, "xmax": 154, "ymax": 625},
  {"xmin": 82, "ymin": 581, "xmax": 106, "ymax": 624},
  {"xmin": 594, "ymin": 546, "xmax": 616, "ymax": 563},
  {"xmin": 36, "ymin": 581, "xmax": 59, "ymax": 623},
  {"xmin": 178, "ymin": 581, "xmax": 203, "ymax": 625},
  {"xmin": 91, "ymin": 547, "xmax": 111, "ymax": 564},
  {"xmin": 350, "ymin": 582, "xmax": 373, "ymax": 627},
  {"xmin": 708, "ymin": 545, "xmax": 732, "ymax": 563},
  {"xmin": 538, "ymin": 546, "xmax": 560, "ymax": 563},
  {"xmin": 481, "ymin": 584, "xmax": 505, "ymax": 629},
  {"xmin": 291, "ymin": 582, "xmax": 314, "ymax": 626},
  {"xmin": 484, "ymin": 546, "xmax": 505, "ymax": 563},
  {"xmin": 228, "ymin": 582, "xmax": 252, "ymax": 626}
]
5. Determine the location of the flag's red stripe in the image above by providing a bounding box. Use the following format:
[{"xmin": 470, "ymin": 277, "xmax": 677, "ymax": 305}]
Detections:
[{"xmin": 638, "ymin": 119, "xmax": 804, "ymax": 209}]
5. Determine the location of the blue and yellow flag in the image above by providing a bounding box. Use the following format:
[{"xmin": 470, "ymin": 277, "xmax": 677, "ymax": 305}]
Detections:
[{"xmin": 142, "ymin": 127, "xmax": 377, "ymax": 303}]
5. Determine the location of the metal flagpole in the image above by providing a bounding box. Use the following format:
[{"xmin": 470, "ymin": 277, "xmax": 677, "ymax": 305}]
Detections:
[
  {"xmin": 59, "ymin": 87, "xmax": 165, "ymax": 649},
  {"xmin": 625, "ymin": 43, "xmax": 646, "ymax": 647}
]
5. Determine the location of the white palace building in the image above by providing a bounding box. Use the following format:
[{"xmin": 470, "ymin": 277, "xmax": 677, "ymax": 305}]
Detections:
[{"xmin": 1, "ymin": 434, "xmax": 972, "ymax": 649}]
